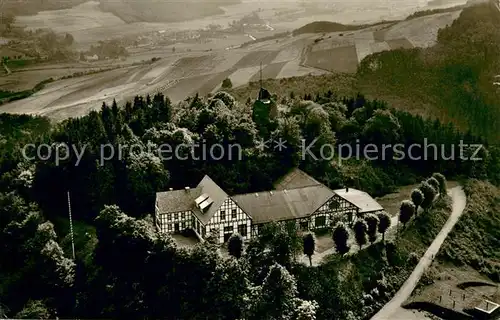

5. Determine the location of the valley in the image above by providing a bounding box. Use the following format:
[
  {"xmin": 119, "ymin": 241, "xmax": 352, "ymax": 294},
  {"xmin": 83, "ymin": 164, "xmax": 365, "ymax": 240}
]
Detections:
[{"xmin": 0, "ymin": 1, "xmax": 465, "ymax": 121}]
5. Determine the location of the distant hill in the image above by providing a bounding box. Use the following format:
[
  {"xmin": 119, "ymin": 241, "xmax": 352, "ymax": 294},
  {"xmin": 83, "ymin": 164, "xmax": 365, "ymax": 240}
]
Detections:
[
  {"xmin": 99, "ymin": 0, "xmax": 241, "ymax": 23},
  {"xmin": 292, "ymin": 20, "xmax": 396, "ymax": 36},
  {"xmin": 2, "ymin": 0, "xmax": 240, "ymax": 23},
  {"xmin": 2, "ymin": 0, "xmax": 88, "ymax": 16}
]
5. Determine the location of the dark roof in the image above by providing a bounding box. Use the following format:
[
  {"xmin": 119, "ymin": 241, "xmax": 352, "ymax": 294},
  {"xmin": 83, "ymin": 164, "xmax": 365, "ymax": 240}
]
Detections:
[
  {"xmin": 334, "ymin": 188, "xmax": 384, "ymax": 213},
  {"xmin": 274, "ymin": 168, "xmax": 322, "ymax": 190},
  {"xmin": 155, "ymin": 175, "xmax": 228, "ymax": 225},
  {"xmin": 194, "ymin": 175, "xmax": 228, "ymax": 224},
  {"xmin": 232, "ymin": 185, "xmax": 334, "ymax": 224},
  {"xmin": 258, "ymin": 87, "xmax": 271, "ymax": 101},
  {"xmin": 156, "ymin": 187, "xmax": 200, "ymax": 214}
]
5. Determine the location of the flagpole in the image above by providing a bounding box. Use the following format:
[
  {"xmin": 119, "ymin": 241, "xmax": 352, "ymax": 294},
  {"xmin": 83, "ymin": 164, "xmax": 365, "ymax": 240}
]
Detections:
[{"xmin": 67, "ymin": 191, "xmax": 76, "ymax": 260}]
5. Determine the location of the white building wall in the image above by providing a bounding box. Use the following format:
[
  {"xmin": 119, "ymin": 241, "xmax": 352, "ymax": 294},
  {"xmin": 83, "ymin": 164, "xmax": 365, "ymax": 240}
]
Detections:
[
  {"xmin": 206, "ymin": 198, "xmax": 252, "ymax": 244},
  {"xmin": 157, "ymin": 210, "xmax": 193, "ymax": 233}
]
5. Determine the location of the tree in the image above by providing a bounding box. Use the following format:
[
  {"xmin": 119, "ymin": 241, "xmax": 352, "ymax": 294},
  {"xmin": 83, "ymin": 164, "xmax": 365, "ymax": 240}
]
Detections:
[
  {"xmin": 332, "ymin": 222, "xmax": 350, "ymax": 254},
  {"xmin": 353, "ymin": 220, "xmax": 368, "ymax": 249},
  {"xmin": 228, "ymin": 233, "xmax": 243, "ymax": 259},
  {"xmin": 365, "ymin": 214, "xmax": 379, "ymax": 244},
  {"xmin": 258, "ymin": 221, "xmax": 302, "ymax": 269},
  {"xmin": 221, "ymin": 78, "xmax": 233, "ymax": 89},
  {"xmin": 302, "ymin": 232, "xmax": 315, "ymax": 266},
  {"xmin": 377, "ymin": 211, "xmax": 391, "ymax": 241},
  {"xmin": 399, "ymin": 200, "xmax": 415, "ymax": 227},
  {"xmin": 427, "ymin": 177, "xmax": 440, "ymax": 194},
  {"xmin": 410, "ymin": 189, "xmax": 424, "ymax": 214},
  {"xmin": 63, "ymin": 33, "xmax": 74, "ymax": 46},
  {"xmin": 361, "ymin": 109, "xmax": 401, "ymax": 145},
  {"xmin": 431, "ymin": 172, "xmax": 447, "ymax": 195},
  {"xmin": 205, "ymin": 228, "xmax": 220, "ymax": 244},
  {"xmin": 15, "ymin": 300, "xmax": 50, "ymax": 319},
  {"xmin": 419, "ymin": 181, "xmax": 437, "ymax": 212},
  {"xmin": 295, "ymin": 299, "xmax": 319, "ymax": 320},
  {"xmin": 250, "ymin": 263, "xmax": 299, "ymax": 320}
]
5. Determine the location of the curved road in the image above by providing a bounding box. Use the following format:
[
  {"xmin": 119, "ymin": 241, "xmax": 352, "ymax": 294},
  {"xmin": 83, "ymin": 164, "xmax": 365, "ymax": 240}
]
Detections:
[{"xmin": 371, "ymin": 186, "xmax": 467, "ymax": 320}]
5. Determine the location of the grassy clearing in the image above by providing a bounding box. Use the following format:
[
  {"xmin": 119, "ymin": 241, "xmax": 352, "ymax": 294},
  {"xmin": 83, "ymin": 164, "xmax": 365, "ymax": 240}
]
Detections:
[
  {"xmin": 439, "ymin": 180, "xmax": 500, "ymax": 281},
  {"xmin": 0, "ymin": 78, "xmax": 54, "ymax": 105},
  {"xmin": 5, "ymin": 59, "xmax": 38, "ymax": 70}
]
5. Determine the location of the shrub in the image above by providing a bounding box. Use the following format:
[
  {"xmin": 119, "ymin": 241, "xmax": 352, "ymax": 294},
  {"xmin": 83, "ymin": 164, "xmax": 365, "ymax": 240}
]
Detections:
[{"xmin": 221, "ymin": 78, "xmax": 233, "ymax": 89}]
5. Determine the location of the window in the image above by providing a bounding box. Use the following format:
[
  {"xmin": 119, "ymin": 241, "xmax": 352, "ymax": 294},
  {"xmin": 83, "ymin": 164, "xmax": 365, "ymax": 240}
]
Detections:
[
  {"xmin": 315, "ymin": 216, "xmax": 326, "ymax": 227},
  {"xmin": 174, "ymin": 213, "xmax": 179, "ymax": 220},
  {"xmin": 224, "ymin": 226, "xmax": 233, "ymax": 233},
  {"xmin": 238, "ymin": 224, "xmax": 247, "ymax": 237},
  {"xmin": 168, "ymin": 224, "xmax": 172, "ymax": 231},
  {"xmin": 168, "ymin": 213, "xmax": 172, "ymax": 221},
  {"xmin": 231, "ymin": 209, "xmax": 237, "ymax": 219},
  {"xmin": 329, "ymin": 199, "xmax": 340, "ymax": 210},
  {"xmin": 300, "ymin": 221, "xmax": 309, "ymax": 231},
  {"xmin": 220, "ymin": 210, "xmax": 225, "ymax": 220},
  {"xmin": 181, "ymin": 221, "xmax": 185, "ymax": 229},
  {"xmin": 181, "ymin": 212, "xmax": 185, "ymax": 219}
]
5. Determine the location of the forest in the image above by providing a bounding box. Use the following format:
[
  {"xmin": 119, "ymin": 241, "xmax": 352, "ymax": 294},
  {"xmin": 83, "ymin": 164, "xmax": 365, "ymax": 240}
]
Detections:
[{"xmin": 0, "ymin": 83, "xmax": 499, "ymax": 318}]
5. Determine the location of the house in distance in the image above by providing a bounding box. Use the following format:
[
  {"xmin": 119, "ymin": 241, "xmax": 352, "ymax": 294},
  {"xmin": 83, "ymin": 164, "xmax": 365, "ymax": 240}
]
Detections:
[{"xmin": 155, "ymin": 168, "xmax": 385, "ymax": 244}]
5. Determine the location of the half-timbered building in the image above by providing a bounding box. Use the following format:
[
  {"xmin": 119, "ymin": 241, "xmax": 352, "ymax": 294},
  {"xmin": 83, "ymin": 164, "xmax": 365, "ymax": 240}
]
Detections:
[{"xmin": 155, "ymin": 168, "xmax": 384, "ymax": 244}]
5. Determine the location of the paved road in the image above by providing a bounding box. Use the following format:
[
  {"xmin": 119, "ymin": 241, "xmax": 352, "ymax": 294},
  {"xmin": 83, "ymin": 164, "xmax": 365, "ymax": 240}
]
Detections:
[{"xmin": 371, "ymin": 186, "xmax": 466, "ymax": 320}]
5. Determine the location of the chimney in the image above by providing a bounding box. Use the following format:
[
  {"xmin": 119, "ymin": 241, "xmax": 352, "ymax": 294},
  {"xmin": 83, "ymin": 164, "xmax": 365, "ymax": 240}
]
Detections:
[
  {"xmin": 346, "ymin": 187, "xmax": 349, "ymax": 192},
  {"xmin": 185, "ymin": 187, "xmax": 190, "ymax": 191}
]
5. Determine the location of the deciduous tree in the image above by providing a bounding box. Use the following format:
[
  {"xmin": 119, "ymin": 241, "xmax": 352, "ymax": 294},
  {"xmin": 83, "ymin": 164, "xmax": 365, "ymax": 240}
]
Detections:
[
  {"xmin": 353, "ymin": 220, "xmax": 368, "ymax": 249},
  {"xmin": 399, "ymin": 200, "xmax": 415, "ymax": 227},
  {"xmin": 365, "ymin": 214, "xmax": 379, "ymax": 244},
  {"xmin": 377, "ymin": 211, "xmax": 391, "ymax": 241},
  {"xmin": 332, "ymin": 222, "xmax": 350, "ymax": 254},
  {"xmin": 419, "ymin": 181, "xmax": 437, "ymax": 212},
  {"xmin": 302, "ymin": 232, "xmax": 315, "ymax": 266},
  {"xmin": 228, "ymin": 233, "xmax": 244, "ymax": 259},
  {"xmin": 431, "ymin": 172, "xmax": 447, "ymax": 195},
  {"xmin": 411, "ymin": 188, "xmax": 424, "ymax": 214}
]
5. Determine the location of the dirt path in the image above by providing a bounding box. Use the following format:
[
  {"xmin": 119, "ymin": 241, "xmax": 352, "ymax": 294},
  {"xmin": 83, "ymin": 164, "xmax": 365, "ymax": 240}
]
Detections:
[{"xmin": 370, "ymin": 186, "xmax": 466, "ymax": 320}]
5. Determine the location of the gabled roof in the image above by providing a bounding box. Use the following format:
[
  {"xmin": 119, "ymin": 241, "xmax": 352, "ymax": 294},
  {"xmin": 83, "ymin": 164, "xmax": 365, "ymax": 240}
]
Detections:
[
  {"xmin": 194, "ymin": 175, "xmax": 228, "ymax": 224},
  {"xmin": 232, "ymin": 185, "xmax": 334, "ymax": 224},
  {"xmin": 274, "ymin": 168, "xmax": 322, "ymax": 190},
  {"xmin": 334, "ymin": 188, "xmax": 384, "ymax": 214},
  {"xmin": 156, "ymin": 187, "xmax": 200, "ymax": 214},
  {"xmin": 155, "ymin": 175, "xmax": 228, "ymax": 225}
]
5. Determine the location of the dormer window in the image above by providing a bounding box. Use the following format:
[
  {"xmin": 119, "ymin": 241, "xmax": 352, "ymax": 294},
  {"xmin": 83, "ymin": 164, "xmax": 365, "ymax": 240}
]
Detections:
[
  {"xmin": 231, "ymin": 209, "xmax": 237, "ymax": 219},
  {"xmin": 195, "ymin": 193, "xmax": 213, "ymax": 213}
]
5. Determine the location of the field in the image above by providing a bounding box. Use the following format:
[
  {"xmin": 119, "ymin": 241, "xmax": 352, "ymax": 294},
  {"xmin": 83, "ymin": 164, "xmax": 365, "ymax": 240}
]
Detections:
[{"xmin": 0, "ymin": 1, "xmax": 467, "ymax": 121}]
